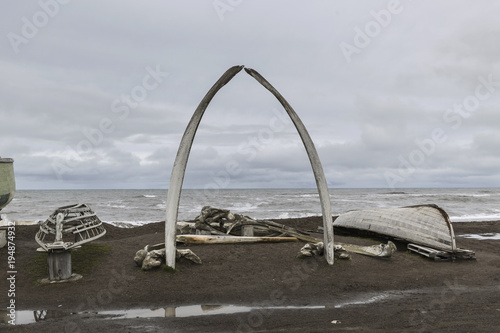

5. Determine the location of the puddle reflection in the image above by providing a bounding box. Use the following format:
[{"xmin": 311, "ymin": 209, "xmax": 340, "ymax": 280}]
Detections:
[
  {"xmin": 102, "ymin": 304, "xmax": 326, "ymax": 320},
  {"xmin": 2, "ymin": 305, "xmax": 325, "ymax": 325},
  {"xmin": 101, "ymin": 304, "xmax": 255, "ymax": 319},
  {"xmin": 1, "ymin": 309, "xmax": 72, "ymax": 325}
]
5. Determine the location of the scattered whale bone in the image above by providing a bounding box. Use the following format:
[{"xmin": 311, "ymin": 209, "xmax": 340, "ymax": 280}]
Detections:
[
  {"xmin": 298, "ymin": 242, "xmax": 351, "ymax": 260},
  {"xmin": 136, "ymin": 206, "xmax": 396, "ymax": 270},
  {"xmin": 338, "ymin": 240, "xmax": 397, "ymax": 258},
  {"xmin": 298, "ymin": 240, "xmax": 397, "ymax": 259},
  {"xmin": 134, "ymin": 244, "xmax": 202, "ymax": 270},
  {"xmin": 185, "ymin": 206, "xmax": 396, "ymax": 258}
]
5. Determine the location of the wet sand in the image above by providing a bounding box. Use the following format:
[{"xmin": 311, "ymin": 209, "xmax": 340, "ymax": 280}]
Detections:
[{"xmin": 1, "ymin": 217, "xmax": 500, "ymax": 332}]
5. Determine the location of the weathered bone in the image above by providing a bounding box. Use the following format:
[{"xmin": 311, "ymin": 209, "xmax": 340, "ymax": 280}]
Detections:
[
  {"xmin": 340, "ymin": 241, "xmax": 397, "ymax": 258},
  {"xmin": 164, "ymin": 66, "xmax": 244, "ymax": 268},
  {"xmin": 244, "ymin": 68, "xmax": 334, "ymax": 264},
  {"xmin": 134, "ymin": 246, "xmax": 202, "ymax": 270},
  {"xmin": 298, "ymin": 242, "xmax": 351, "ymax": 260},
  {"xmin": 165, "ymin": 66, "xmax": 335, "ymax": 268}
]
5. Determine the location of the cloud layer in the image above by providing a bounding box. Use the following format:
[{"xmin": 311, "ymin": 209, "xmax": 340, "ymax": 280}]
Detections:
[{"xmin": 1, "ymin": 1, "xmax": 499, "ymax": 189}]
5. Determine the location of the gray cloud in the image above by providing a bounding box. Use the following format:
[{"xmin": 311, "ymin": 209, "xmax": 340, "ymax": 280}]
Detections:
[{"xmin": 1, "ymin": 1, "xmax": 499, "ymax": 189}]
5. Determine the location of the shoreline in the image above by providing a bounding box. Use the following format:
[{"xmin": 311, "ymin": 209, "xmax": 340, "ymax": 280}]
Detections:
[
  {"xmin": 1, "ymin": 217, "xmax": 500, "ymax": 332},
  {"xmin": 3, "ymin": 217, "xmax": 500, "ymax": 227}
]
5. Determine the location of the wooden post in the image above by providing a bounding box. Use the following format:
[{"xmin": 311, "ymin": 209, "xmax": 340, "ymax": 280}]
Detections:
[
  {"xmin": 36, "ymin": 246, "xmax": 82, "ymax": 284},
  {"xmin": 47, "ymin": 250, "xmax": 72, "ymax": 281}
]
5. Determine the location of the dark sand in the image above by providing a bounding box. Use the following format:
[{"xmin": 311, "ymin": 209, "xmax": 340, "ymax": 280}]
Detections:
[{"xmin": 1, "ymin": 217, "xmax": 500, "ymax": 332}]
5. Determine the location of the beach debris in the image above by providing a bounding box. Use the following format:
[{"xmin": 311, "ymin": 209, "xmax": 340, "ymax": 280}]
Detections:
[
  {"xmin": 142, "ymin": 249, "xmax": 166, "ymax": 270},
  {"xmin": 177, "ymin": 249, "xmax": 202, "ymax": 265},
  {"xmin": 297, "ymin": 242, "xmax": 325, "ymax": 258},
  {"xmin": 190, "ymin": 206, "xmax": 317, "ymax": 240},
  {"xmin": 298, "ymin": 242, "xmax": 347, "ymax": 259},
  {"xmin": 34, "ymin": 204, "xmax": 106, "ymax": 283},
  {"xmin": 177, "ymin": 221, "xmax": 197, "ymax": 234},
  {"xmin": 407, "ymin": 243, "xmax": 475, "ymax": 261},
  {"xmin": 164, "ymin": 66, "xmax": 335, "ymax": 269},
  {"xmin": 134, "ymin": 244, "xmax": 201, "ymax": 270},
  {"xmin": 341, "ymin": 241, "xmax": 397, "ymax": 258},
  {"xmin": 296, "ymin": 240, "xmax": 395, "ymax": 259},
  {"xmin": 187, "ymin": 206, "xmax": 395, "ymax": 258},
  {"xmin": 136, "ymin": 205, "xmax": 400, "ymax": 270},
  {"xmin": 134, "ymin": 248, "xmax": 148, "ymax": 267},
  {"xmin": 334, "ymin": 204, "xmax": 475, "ymax": 260},
  {"xmin": 297, "ymin": 241, "xmax": 396, "ymax": 260}
]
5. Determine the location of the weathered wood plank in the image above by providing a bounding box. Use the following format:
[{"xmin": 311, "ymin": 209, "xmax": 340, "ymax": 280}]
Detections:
[
  {"xmin": 176, "ymin": 235, "xmax": 298, "ymax": 244},
  {"xmin": 47, "ymin": 251, "xmax": 72, "ymax": 280}
]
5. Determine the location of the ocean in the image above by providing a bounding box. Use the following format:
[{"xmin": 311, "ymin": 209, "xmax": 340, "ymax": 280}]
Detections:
[{"xmin": 2, "ymin": 188, "xmax": 500, "ymax": 227}]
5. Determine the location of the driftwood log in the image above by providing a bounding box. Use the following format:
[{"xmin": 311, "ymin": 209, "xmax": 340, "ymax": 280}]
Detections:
[{"xmin": 176, "ymin": 235, "xmax": 298, "ymax": 245}]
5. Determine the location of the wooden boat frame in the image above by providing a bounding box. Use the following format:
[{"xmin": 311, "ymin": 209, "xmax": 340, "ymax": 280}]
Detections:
[{"xmin": 35, "ymin": 203, "xmax": 106, "ymax": 251}]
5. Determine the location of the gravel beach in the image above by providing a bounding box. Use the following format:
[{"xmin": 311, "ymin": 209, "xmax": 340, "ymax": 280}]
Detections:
[{"xmin": 2, "ymin": 217, "xmax": 499, "ymax": 332}]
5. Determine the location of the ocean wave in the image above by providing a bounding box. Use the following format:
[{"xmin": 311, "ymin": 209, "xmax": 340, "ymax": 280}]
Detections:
[
  {"xmin": 299, "ymin": 194, "xmax": 319, "ymax": 198},
  {"xmin": 105, "ymin": 220, "xmax": 158, "ymax": 228},
  {"xmin": 142, "ymin": 194, "xmax": 157, "ymax": 198},
  {"xmin": 276, "ymin": 211, "xmax": 318, "ymax": 219},
  {"xmin": 104, "ymin": 203, "xmax": 131, "ymax": 209},
  {"xmin": 225, "ymin": 202, "xmax": 260, "ymax": 212},
  {"xmin": 450, "ymin": 213, "xmax": 500, "ymax": 222},
  {"xmin": 379, "ymin": 191, "xmax": 406, "ymax": 195}
]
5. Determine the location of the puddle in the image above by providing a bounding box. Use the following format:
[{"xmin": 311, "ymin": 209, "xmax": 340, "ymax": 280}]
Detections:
[
  {"xmin": 1, "ymin": 309, "xmax": 73, "ymax": 325},
  {"xmin": 101, "ymin": 305, "xmax": 325, "ymax": 320},
  {"xmin": 458, "ymin": 233, "xmax": 500, "ymax": 240},
  {"xmin": 1, "ymin": 305, "xmax": 325, "ymax": 325},
  {"xmin": 1, "ymin": 291, "xmax": 408, "ymax": 325},
  {"xmin": 334, "ymin": 294, "xmax": 390, "ymax": 308}
]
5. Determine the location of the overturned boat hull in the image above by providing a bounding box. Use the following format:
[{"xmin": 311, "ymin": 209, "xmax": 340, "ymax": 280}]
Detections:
[{"xmin": 333, "ymin": 204, "xmax": 456, "ymax": 252}]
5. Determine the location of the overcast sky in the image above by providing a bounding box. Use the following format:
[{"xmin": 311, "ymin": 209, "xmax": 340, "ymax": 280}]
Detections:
[{"xmin": 1, "ymin": 1, "xmax": 499, "ymax": 190}]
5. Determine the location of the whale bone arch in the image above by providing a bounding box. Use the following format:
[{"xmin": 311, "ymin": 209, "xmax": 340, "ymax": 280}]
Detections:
[{"xmin": 165, "ymin": 66, "xmax": 334, "ymax": 268}]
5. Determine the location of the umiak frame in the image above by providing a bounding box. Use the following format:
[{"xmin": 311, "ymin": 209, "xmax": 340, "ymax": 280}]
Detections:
[{"xmin": 165, "ymin": 66, "xmax": 334, "ymax": 268}]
